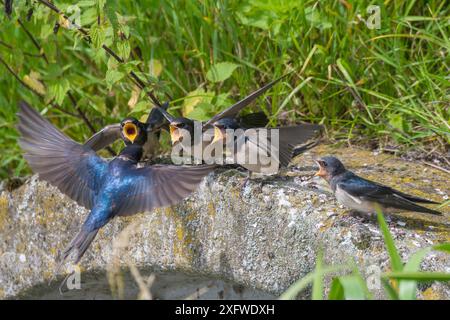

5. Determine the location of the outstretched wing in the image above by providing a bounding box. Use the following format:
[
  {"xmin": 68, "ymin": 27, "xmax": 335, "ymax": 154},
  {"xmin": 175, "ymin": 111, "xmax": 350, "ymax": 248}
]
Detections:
[
  {"xmin": 84, "ymin": 123, "xmax": 121, "ymax": 151},
  {"xmin": 115, "ymin": 164, "xmax": 216, "ymax": 216},
  {"xmin": 204, "ymin": 74, "xmax": 289, "ymax": 127},
  {"xmin": 277, "ymin": 124, "xmax": 322, "ymax": 166},
  {"xmin": 17, "ymin": 101, "xmax": 108, "ymax": 209}
]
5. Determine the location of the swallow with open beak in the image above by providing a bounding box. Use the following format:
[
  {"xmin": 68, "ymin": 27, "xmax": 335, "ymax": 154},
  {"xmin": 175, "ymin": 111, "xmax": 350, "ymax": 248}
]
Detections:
[
  {"xmin": 315, "ymin": 156, "xmax": 442, "ymax": 215},
  {"xmin": 17, "ymin": 101, "xmax": 215, "ymax": 266},
  {"xmin": 157, "ymin": 74, "xmax": 288, "ymax": 146},
  {"xmin": 212, "ymin": 117, "xmax": 322, "ymax": 174},
  {"xmin": 84, "ymin": 102, "xmax": 169, "ymax": 158}
]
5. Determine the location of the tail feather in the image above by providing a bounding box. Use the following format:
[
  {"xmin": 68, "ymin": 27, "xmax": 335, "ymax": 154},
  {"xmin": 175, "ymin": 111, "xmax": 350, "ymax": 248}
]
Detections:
[
  {"xmin": 393, "ymin": 189, "xmax": 441, "ymax": 205},
  {"xmin": 391, "ymin": 195, "xmax": 442, "ymax": 216},
  {"xmin": 58, "ymin": 228, "xmax": 99, "ymax": 268}
]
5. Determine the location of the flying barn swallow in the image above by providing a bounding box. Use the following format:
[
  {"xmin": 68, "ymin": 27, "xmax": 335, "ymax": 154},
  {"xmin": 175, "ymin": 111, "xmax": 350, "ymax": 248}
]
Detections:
[
  {"xmin": 315, "ymin": 156, "xmax": 442, "ymax": 215},
  {"xmin": 17, "ymin": 102, "xmax": 215, "ymax": 265}
]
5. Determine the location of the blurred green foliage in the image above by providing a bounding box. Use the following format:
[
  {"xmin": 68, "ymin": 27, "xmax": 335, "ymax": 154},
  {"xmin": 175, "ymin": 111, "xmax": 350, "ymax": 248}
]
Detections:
[
  {"xmin": 280, "ymin": 212, "xmax": 450, "ymax": 300},
  {"xmin": 0, "ymin": 0, "xmax": 449, "ymax": 179}
]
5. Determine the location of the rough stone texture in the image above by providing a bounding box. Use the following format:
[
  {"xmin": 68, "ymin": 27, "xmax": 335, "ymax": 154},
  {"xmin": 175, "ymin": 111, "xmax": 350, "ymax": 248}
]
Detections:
[{"xmin": 0, "ymin": 145, "xmax": 449, "ymax": 299}]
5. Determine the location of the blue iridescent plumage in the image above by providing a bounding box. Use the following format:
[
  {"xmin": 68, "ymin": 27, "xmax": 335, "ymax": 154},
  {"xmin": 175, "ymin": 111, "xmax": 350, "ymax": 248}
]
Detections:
[{"xmin": 17, "ymin": 102, "xmax": 215, "ymax": 266}]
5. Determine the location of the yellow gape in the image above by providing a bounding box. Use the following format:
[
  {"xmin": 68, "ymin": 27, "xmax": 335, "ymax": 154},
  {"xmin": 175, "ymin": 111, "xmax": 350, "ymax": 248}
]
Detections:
[
  {"xmin": 314, "ymin": 160, "xmax": 327, "ymax": 177},
  {"xmin": 212, "ymin": 126, "xmax": 224, "ymax": 143},
  {"xmin": 169, "ymin": 125, "xmax": 181, "ymax": 144},
  {"xmin": 123, "ymin": 122, "xmax": 138, "ymax": 143}
]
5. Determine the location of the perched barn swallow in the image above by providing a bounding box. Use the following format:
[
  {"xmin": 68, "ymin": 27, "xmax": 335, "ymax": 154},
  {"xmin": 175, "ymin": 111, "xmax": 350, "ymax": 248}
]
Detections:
[
  {"xmin": 212, "ymin": 117, "xmax": 322, "ymax": 173},
  {"xmin": 84, "ymin": 102, "xmax": 169, "ymax": 157},
  {"xmin": 315, "ymin": 156, "xmax": 442, "ymax": 215},
  {"xmin": 17, "ymin": 101, "xmax": 215, "ymax": 265},
  {"xmin": 157, "ymin": 75, "xmax": 287, "ymax": 145}
]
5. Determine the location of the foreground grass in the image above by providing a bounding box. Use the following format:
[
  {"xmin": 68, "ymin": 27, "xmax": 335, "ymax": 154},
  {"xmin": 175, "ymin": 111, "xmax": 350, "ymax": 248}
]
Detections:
[
  {"xmin": 0, "ymin": 0, "xmax": 449, "ymax": 179},
  {"xmin": 280, "ymin": 212, "xmax": 450, "ymax": 300}
]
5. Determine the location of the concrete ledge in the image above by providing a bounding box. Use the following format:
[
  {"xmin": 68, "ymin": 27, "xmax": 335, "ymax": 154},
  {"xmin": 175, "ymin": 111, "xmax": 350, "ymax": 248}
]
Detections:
[{"xmin": 1, "ymin": 145, "xmax": 449, "ymax": 299}]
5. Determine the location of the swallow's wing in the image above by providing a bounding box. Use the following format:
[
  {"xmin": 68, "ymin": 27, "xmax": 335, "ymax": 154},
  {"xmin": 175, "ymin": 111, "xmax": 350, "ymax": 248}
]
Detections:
[
  {"xmin": 244, "ymin": 124, "xmax": 322, "ymax": 167},
  {"xmin": 277, "ymin": 124, "xmax": 322, "ymax": 166},
  {"xmin": 204, "ymin": 74, "xmax": 288, "ymax": 127},
  {"xmin": 237, "ymin": 112, "xmax": 269, "ymax": 128},
  {"xmin": 115, "ymin": 164, "xmax": 216, "ymax": 216},
  {"xmin": 146, "ymin": 102, "xmax": 169, "ymax": 130},
  {"xmin": 337, "ymin": 175, "xmax": 441, "ymax": 215},
  {"xmin": 84, "ymin": 124, "xmax": 122, "ymax": 151},
  {"xmin": 17, "ymin": 102, "xmax": 108, "ymax": 210}
]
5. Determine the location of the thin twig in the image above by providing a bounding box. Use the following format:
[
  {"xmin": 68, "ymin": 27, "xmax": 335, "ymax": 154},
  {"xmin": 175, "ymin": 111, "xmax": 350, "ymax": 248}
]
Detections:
[
  {"xmin": 421, "ymin": 161, "xmax": 450, "ymax": 175},
  {"xmin": 17, "ymin": 18, "xmax": 49, "ymax": 64},
  {"xmin": 0, "ymin": 53, "xmax": 79, "ymax": 118},
  {"xmin": 0, "ymin": 39, "xmax": 42, "ymax": 58},
  {"xmin": 36, "ymin": 0, "xmax": 163, "ymax": 107}
]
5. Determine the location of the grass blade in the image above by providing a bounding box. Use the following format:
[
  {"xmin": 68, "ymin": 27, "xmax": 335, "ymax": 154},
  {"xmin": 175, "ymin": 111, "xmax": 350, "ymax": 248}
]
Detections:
[{"xmin": 377, "ymin": 210, "xmax": 403, "ymax": 272}]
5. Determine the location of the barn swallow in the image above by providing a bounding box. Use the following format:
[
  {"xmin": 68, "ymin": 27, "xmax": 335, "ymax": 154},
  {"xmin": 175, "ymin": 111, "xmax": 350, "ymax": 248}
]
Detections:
[
  {"xmin": 84, "ymin": 102, "xmax": 169, "ymax": 157},
  {"xmin": 157, "ymin": 74, "xmax": 287, "ymax": 145},
  {"xmin": 17, "ymin": 101, "xmax": 215, "ymax": 265},
  {"xmin": 212, "ymin": 117, "xmax": 322, "ymax": 173},
  {"xmin": 315, "ymin": 156, "xmax": 442, "ymax": 215}
]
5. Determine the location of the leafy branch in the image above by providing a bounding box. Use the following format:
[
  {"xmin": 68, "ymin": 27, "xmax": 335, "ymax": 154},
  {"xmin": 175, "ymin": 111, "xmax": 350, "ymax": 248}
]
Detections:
[{"xmin": 35, "ymin": 0, "xmax": 163, "ymax": 108}]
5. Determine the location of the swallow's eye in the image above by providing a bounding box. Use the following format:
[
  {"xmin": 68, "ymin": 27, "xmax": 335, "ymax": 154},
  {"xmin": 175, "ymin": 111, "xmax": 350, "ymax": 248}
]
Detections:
[{"xmin": 322, "ymin": 162, "xmax": 328, "ymax": 167}]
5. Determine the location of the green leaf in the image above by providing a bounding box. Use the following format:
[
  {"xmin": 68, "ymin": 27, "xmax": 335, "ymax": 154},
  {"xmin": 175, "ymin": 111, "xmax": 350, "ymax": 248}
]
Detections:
[
  {"xmin": 206, "ymin": 62, "xmax": 239, "ymax": 83},
  {"xmin": 336, "ymin": 58, "xmax": 355, "ymax": 86},
  {"xmin": 312, "ymin": 250, "xmax": 324, "ymax": 300},
  {"xmin": 186, "ymin": 102, "xmax": 214, "ymax": 121},
  {"xmin": 328, "ymin": 278, "xmax": 344, "ymax": 300},
  {"xmin": 377, "ymin": 211, "xmax": 403, "ymax": 272},
  {"xmin": 279, "ymin": 265, "xmax": 346, "ymax": 300},
  {"xmin": 47, "ymin": 78, "xmax": 70, "ymax": 105},
  {"xmin": 182, "ymin": 88, "xmax": 214, "ymax": 116},
  {"xmin": 105, "ymin": 0, "xmax": 119, "ymax": 39},
  {"xmin": 90, "ymin": 24, "xmax": 106, "ymax": 49},
  {"xmin": 129, "ymin": 101, "xmax": 151, "ymax": 115},
  {"xmin": 105, "ymin": 69, "xmax": 125, "ymax": 89},
  {"xmin": 117, "ymin": 40, "xmax": 131, "ymax": 60},
  {"xmin": 214, "ymin": 92, "xmax": 231, "ymax": 108},
  {"xmin": 80, "ymin": 7, "xmax": 98, "ymax": 26},
  {"xmin": 398, "ymin": 248, "xmax": 431, "ymax": 300},
  {"xmin": 385, "ymin": 272, "xmax": 450, "ymax": 281},
  {"xmin": 433, "ymin": 243, "xmax": 450, "ymax": 253},
  {"xmin": 381, "ymin": 277, "xmax": 399, "ymax": 300},
  {"xmin": 328, "ymin": 275, "xmax": 367, "ymax": 300}
]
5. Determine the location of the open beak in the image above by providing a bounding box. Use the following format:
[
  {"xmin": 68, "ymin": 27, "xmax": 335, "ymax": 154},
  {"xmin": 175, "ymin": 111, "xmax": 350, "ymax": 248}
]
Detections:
[
  {"xmin": 123, "ymin": 123, "xmax": 138, "ymax": 143},
  {"xmin": 314, "ymin": 160, "xmax": 327, "ymax": 177},
  {"xmin": 169, "ymin": 125, "xmax": 181, "ymax": 144},
  {"xmin": 212, "ymin": 126, "xmax": 225, "ymax": 143}
]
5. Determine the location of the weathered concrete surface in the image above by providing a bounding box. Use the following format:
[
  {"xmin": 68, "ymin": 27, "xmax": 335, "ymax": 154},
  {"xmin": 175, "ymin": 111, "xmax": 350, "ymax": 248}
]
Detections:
[{"xmin": 0, "ymin": 145, "xmax": 449, "ymax": 299}]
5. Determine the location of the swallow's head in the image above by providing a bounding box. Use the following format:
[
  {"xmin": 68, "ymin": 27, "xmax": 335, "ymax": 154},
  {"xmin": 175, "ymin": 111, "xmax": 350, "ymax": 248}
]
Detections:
[
  {"xmin": 169, "ymin": 117, "xmax": 194, "ymax": 145},
  {"xmin": 212, "ymin": 118, "xmax": 239, "ymax": 143},
  {"xmin": 315, "ymin": 156, "xmax": 346, "ymax": 181},
  {"xmin": 121, "ymin": 117, "xmax": 144, "ymax": 145}
]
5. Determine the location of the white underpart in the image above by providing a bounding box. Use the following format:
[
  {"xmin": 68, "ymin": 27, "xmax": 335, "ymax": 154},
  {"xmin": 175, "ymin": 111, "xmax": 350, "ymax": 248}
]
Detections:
[{"xmin": 335, "ymin": 185, "xmax": 386, "ymax": 214}]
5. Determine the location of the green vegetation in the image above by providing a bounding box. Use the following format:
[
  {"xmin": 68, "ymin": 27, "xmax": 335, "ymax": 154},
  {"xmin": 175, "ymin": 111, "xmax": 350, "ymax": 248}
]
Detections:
[
  {"xmin": 280, "ymin": 212, "xmax": 450, "ymax": 300},
  {"xmin": 0, "ymin": 0, "xmax": 449, "ymax": 179}
]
